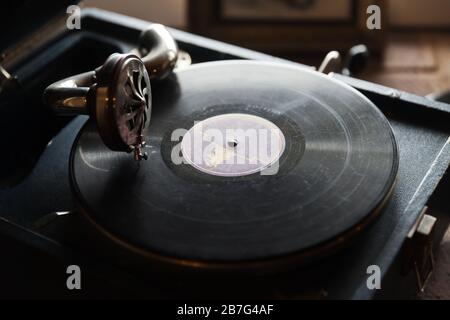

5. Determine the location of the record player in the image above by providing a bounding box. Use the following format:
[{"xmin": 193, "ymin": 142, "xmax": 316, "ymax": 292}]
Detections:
[{"xmin": 0, "ymin": 2, "xmax": 449, "ymax": 299}]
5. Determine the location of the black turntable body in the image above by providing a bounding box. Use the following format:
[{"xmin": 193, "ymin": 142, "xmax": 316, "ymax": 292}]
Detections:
[{"xmin": 0, "ymin": 3, "xmax": 450, "ymax": 300}]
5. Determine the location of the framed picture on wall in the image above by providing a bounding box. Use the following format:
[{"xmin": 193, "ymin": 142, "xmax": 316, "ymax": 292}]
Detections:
[{"xmin": 188, "ymin": 0, "xmax": 387, "ymax": 56}]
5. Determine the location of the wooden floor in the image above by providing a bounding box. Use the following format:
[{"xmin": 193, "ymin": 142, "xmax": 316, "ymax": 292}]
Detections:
[{"xmin": 360, "ymin": 32, "xmax": 450, "ymax": 97}]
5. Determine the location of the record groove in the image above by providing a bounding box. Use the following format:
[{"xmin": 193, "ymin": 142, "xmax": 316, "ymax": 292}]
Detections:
[{"xmin": 70, "ymin": 60, "xmax": 398, "ymax": 269}]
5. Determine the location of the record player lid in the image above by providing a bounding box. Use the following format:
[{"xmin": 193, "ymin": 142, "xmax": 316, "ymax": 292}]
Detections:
[{"xmin": 0, "ymin": 0, "xmax": 78, "ymax": 53}]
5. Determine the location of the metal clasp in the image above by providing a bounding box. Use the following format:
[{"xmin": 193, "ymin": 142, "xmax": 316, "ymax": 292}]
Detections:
[
  {"xmin": 0, "ymin": 53, "xmax": 18, "ymax": 95},
  {"xmin": 404, "ymin": 207, "xmax": 437, "ymax": 293}
]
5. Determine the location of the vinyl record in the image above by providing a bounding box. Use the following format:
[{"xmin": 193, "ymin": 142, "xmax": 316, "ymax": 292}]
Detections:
[{"xmin": 70, "ymin": 60, "xmax": 398, "ymax": 271}]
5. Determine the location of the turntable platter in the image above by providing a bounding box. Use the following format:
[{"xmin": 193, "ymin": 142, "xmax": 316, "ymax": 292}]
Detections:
[{"xmin": 70, "ymin": 60, "xmax": 398, "ymax": 270}]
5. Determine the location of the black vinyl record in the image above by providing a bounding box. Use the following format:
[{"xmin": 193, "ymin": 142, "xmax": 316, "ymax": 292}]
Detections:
[{"xmin": 70, "ymin": 61, "xmax": 398, "ymax": 271}]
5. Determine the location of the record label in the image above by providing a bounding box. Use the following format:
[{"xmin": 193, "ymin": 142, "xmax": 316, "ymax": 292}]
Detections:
[{"xmin": 180, "ymin": 113, "xmax": 286, "ymax": 177}]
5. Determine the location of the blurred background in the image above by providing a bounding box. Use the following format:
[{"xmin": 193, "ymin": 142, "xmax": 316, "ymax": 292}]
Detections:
[
  {"xmin": 85, "ymin": 0, "xmax": 450, "ymax": 97},
  {"xmin": 86, "ymin": 0, "xmax": 450, "ymax": 30}
]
